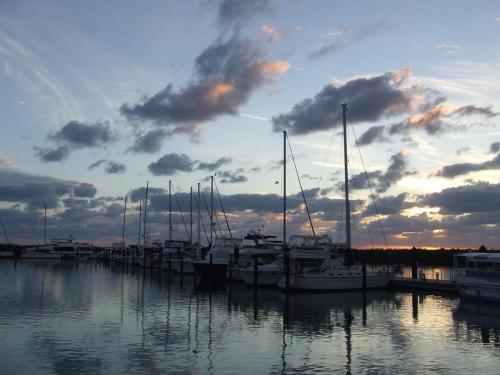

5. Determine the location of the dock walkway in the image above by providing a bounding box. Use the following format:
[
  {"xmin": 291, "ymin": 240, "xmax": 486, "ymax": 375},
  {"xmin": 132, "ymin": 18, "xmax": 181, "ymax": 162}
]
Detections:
[{"xmin": 390, "ymin": 277, "xmax": 458, "ymax": 293}]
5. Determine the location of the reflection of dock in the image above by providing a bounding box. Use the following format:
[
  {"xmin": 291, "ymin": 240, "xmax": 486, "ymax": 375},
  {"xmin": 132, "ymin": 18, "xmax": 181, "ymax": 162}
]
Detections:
[{"xmin": 390, "ymin": 277, "xmax": 458, "ymax": 293}]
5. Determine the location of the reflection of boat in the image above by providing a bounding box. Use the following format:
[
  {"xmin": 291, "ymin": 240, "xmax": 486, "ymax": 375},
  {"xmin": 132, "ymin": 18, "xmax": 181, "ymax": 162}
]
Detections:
[
  {"xmin": 278, "ymin": 104, "xmax": 393, "ymax": 292},
  {"xmin": 453, "ymin": 253, "xmax": 500, "ymax": 302},
  {"xmin": 453, "ymin": 300, "xmax": 500, "ymax": 331}
]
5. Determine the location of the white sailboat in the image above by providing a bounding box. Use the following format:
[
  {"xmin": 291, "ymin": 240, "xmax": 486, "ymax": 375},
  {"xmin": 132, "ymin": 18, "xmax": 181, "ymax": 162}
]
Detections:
[{"xmin": 278, "ymin": 103, "xmax": 393, "ymax": 291}]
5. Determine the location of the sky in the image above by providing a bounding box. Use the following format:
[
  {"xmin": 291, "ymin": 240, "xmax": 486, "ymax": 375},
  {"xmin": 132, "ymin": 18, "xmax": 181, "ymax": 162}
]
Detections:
[{"xmin": 0, "ymin": 0, "xmax": 499, "ymax": 248}]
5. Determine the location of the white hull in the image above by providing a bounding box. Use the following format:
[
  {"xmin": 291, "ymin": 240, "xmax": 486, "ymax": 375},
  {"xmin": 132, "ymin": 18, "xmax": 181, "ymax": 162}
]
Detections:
[
  {"xmin": 279, "ymin": 272, "xmax": 392, "ymax": 291},
  {"xmin": 456, "ymin": 281, "xmax": 500, "ymax": 302},
  {"xmin": 240, "ymin": 268, "xmax": 282, "ymax": 287}
]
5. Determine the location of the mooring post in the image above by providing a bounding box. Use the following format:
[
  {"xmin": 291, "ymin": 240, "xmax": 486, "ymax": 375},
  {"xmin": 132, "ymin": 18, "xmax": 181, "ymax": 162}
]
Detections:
[
  {"xmin": 411, "ymin": 246, "xmax": 417, "ymax": 279},
  {"xmin": 143, "ymin": 247, "xmax": 146, "ymax": 269},
  {"xmin": 285, "ymin": 246, "xmax": 290, "ymax": 293},
  {"xmin": 168, "ymin": 253, "xmax": 172, "ymax": 274},
  {"xmin": 362, "ymin": 257, "xmax": 367, "ymax": 291},
  {"xmin": 228, "ymin": 254, "xmax": 233, "ymax": 283},
  {"xmin": 253, "ymin": 256, "xmax": 258, "ymax": 288},
  {"xmin": 180, "ymin": 251, "xmax": 184, "ymax": 276}
]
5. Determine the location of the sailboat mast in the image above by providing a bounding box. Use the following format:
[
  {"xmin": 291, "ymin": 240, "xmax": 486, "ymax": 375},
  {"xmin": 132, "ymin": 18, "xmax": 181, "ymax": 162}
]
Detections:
[
  {"xmin": 342, "ymin": 103, "xmax": 351, "ymax": 251},
  {"xmin": 169, "ymin": 180, "xmax": 172, "ymax": 241},
  {"xmin": 210, "ymin": 175, "xmax": 214, "ymax": 246},
  {"xmin": 283, "ymin": 130, "xmax": 287, "ymax": 245},
  {"xmin": 138, "ymin": 200, "xmax": 142, "ymax": 246},
  {"xmin": 190, "ymin": 186, "xmax": 193, "ymax": 244},
  {"xmin": 197, "ymin": 182, "xmax": 201, "ymax": 246},
  {"xmin": 44, "ymin": 202, "xmax": 47, "ymax": 248},
  {"xmin": 143, "ymin": 181, "xmax": 149, "ymax": 246},
  {"xmin": 122, "ymin": 196, "xmax": 127, "ymax": 251}
]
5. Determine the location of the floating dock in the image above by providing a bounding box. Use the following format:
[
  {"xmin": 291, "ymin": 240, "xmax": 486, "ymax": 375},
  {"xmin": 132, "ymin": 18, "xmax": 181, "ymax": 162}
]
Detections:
[{"xmin": 390, "ymin": 277, "xmax": 458, "ymax": 294}]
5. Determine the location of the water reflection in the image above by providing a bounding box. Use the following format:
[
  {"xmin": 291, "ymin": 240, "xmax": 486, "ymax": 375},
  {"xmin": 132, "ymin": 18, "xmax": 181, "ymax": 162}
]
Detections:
[{"xmin": 1, "ymin": 260, "xmax": 500, "ymax": 374}]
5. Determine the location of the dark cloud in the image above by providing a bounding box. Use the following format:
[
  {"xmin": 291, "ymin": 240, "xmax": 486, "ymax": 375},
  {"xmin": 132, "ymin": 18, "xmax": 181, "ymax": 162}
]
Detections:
[
  {"xmin": 217, "ymin": 0, "xmax": 275, "ymax": 28},
  {"xmin": 49, "ymin": 121, "xmax": 115, "ymax": 148},
  {"xmin": 490, "ymin": 141, "xmax": 500, "ymax": 154},
  {"xmin": 346, "ymin": 151, "xmax": 410, "ymax": 194},
  {"xmin": 0, "ymin": 182, "xmax": 71, "ymax": 209},
  {"xmin": 456, "ymin": 147, "xmax": 470, "ymax": 156},
  {"xmin": 272, "ymin": 68, "xmax": 414, "ymax": 135},
  {"xmin": 148, "ymin": 153, "xmax": 195, "ymax": 176},
  {"xmin": 452, "ymin": 105, "xmax": 498, "ymax": 118},
  {"xmin": 129, "ymin": 129, "xmax": 168, "ymax": 154},
  {"xmin": 434, "ymin": 153, "xmax": 500, "ymax": 178},
  {"xmin": 121, "ymin": 36, "xmax": 288, "ymax": 127},
  {"xmin": 309, "ymin": 21, "xmax": 388, "ymax": 60},
  {"xmin": 418, "ymin": 181, "xmax": 500, "ymax": 215},
  {"xmin": 217, "ymin": 169, "xmax": 247, "ymax": 183},
  {"xmin": 198, "ymin": 157, "xmax": 232, "ymax": 171},
  {"xmin": 74, "ymin": 183, "xmax": 97, "ymax": 198},
  {"xmin": 88, "ymin": 159, "xmax": 107, "ymax": 170},
  {"xmin": 105, "ymin": 161, "xmax": 126, "ymax": 174},
  {"xmin": 34, "ymin": 146, "xmax": 70, "ymax": 163},
  {"xmin": 363, "ymin": 193, "xmax": 408, "ymax": 216},
  {"xmin": 129, "ymin": 187, "xmax": 165, "ymax": 203},
  {"xmin": 357, "ymin": 125, "xmax": 387, "ymax": 146}
]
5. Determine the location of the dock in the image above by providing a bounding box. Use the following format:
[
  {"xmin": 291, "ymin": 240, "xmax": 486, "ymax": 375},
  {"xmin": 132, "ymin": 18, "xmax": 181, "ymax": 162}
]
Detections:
[{"xmin": 390, "ymin": 277, "xmax": 458, "ymax": 294}]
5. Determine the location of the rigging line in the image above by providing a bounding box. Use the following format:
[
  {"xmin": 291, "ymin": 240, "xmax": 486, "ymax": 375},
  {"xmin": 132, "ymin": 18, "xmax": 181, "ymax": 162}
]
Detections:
[
  {"xmin": 171, "ymin": 186, "xmax": 190, "ymax": 241},
  {"xmin": 286, "ymin": 133, "xmax": 316, "ymax": 236},
  {"xmin": 347, "ymin": 110, "xmax": 389, "ymax": 251},
  {"xmin": 193, "ymin": 195, "xmax": 210, "ymax": 244},
  {"xmin": 347, "ymin": 159, "xmax": 375, "ymax": 248},
  {"xmin": 213, "ymin": 208, "xmax": 224, "ymax": 238},
  {"xmin": 213, "ymin": 179, "xmax": 233, "ymax": 240},
  {"xmin": 201, "ymin": 192, "xmax": 219, "ymax": 239}
]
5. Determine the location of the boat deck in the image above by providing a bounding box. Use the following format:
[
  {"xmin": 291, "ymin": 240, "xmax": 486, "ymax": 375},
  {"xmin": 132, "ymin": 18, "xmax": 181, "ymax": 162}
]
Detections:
[{"xmin": 390, "ymin": 277, "xmax": 458, "ymax": 294}]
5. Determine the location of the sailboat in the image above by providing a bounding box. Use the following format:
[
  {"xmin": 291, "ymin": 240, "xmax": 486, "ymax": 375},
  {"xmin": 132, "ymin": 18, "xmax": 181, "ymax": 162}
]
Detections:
[{"xmin": 278, "ymin": 103, "xmax": 393, "ymax": 291}]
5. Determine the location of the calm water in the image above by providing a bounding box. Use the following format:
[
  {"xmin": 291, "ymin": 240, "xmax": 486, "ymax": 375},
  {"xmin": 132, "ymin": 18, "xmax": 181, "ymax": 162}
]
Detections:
[{"xmin": 1, "ymin": 261, "xmax": 499, "ymax": 374}]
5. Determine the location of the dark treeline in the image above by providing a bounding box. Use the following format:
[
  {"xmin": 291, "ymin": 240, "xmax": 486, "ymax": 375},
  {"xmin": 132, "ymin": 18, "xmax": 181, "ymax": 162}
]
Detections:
[{"xmin": 352, "ymin": 248, "xmax": 500, "ymax": 266}]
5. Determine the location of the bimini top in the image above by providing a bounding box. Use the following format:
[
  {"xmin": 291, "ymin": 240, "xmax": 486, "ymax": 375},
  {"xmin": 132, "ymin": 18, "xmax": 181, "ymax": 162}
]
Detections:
[{"xmin": 455, "ymin": 252, "xmax": 500, "ymax": 262}]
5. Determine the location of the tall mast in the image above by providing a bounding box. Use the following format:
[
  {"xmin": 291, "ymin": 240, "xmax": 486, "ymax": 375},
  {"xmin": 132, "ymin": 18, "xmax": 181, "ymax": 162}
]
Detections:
[
  {"xmin": 283, "ymin": 130, "xmax": 287, "ymax": 245},
  {"xmin": 138, "ymin": 200, "xmax": 142, "ymax": 246},
  {"xmin": 197, "ymin": 182, "xmax": 201, "ymax": 246},
  {"xmin": 342, "ymin": 103, "xmax": 351, "ymax": 254},
  {"xmin": 44, "ymin": 202, "xmax": 47, "ymax": 248},
  {"xmin": 122, "ymin": 196, "xmax": 127, "ymax": 251},
  {"xmin": 190, "ymin": 186, "xmax": 193, "ymax": 244},
  {"xmin": 143, "ymin": 181, "xmax": 149, "ymax": 246},
  {"xmin": 210, "ymin": 176, "xmax": 214, "ymax": 246},
  {"xmin": 169, "ymin": 180, "xmax": 172, "ymax": 241}
]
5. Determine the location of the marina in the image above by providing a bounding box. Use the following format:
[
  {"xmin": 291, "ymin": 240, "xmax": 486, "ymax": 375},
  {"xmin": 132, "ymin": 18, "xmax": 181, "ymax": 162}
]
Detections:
[{"xmin": 1, "ymin": 260, "xmax": 499, "ymax": 374}]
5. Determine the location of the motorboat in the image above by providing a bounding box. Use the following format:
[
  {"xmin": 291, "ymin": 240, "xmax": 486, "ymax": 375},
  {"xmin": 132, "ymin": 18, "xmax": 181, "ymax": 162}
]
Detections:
[{"xmin": 453, "ymin": 252, "xmax": 500, "ymax": 302}]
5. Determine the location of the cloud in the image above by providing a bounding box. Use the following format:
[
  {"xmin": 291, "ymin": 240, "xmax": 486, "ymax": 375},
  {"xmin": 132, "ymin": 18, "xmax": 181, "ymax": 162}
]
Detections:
[
  {"xmin": 121, "ymin": 36, "xmax": 289, "ymax": 128},
  {"xmin": 217, "ymin": 0, "xmax": 275, "ymax": 28},
  {"xmin": 490, "ymin": 141, "xmax": 500, "ymax": 154},
  {"xmin": 104, "ymin": 161, "xmax": 126, "ymax": 174},
  {"xmin": 347, "ymin": 151, "xmax": 410, "ymax": 193},
  {"xmin": 389, "ymin": 104, "xmax": 449, "ymax": 135},
  {"xmin": 34, "ymin": 146, "xmax": 70, "ymax": 162},
  {"xmin": 88, "ymin": 159, "xmax": 107, "ymax": 170},
  {"xmin": 308, "ymin": 21, "xmax": 388, "ymax": 60},
  {"xmin": 198, "ymin": 157, "xmax": 232, "ymax": 171},
  {"xmin": 418, "ymin": 181, "xmax": 500, "ymax": 215},
  {"xmin": 261, "ymin": 25, "xmax": 281, "ymax": 41},
  {"xmin": 49, "ymin": 120, "xmax": 115, "ymax": 148},
  {"xmin": 0, "ymin": 182, "xmax": 71, "ymax": 209},
  {"xmin": 73, "ymin": 183, "xmax": 97, "ymax": 198},
  {"xmin": 433, "ymin": 43, "xmax": 464, "ymax": 54},
  {"xmin": 88, "ymin": 159, "xmax": 127, "ymax": 174},
  {"xmin": 357, "ymin": 125, "xmax": 387, "ymax": 146},
  {"xmin": 272, "ymin": 68, "xmax": 413, "ymax": 135},
  {"xmin": 434, "ymin": 153, "xmax": 500, "ymax": 178},
  {"xmin": 451, "ymin": 105, "xmax": 498, "ymax": 118},
  {"xmin": 217, "ymin": 169, "xmax": 248, "ymax": 183},
  {"xmin": 363, "ymin": 193, "xmax": 408, "ymax": 216},
  {"xmin": 148, "ymin": 153, "xmax": 195, "ymax": 176},
  {"xmin": 129, "ymin": 129, "xmax": 168, "ymax": 154}
]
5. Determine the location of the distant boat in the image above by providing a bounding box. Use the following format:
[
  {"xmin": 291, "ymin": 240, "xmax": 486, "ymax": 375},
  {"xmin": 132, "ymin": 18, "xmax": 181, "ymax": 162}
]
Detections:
[
  {"xmin": 23, "ymin": 238, "xmax": 96, "ymax": 260},
  {"xmin": 453, "ymin": 252, "xmax": 500, "ymax": 302},
  {"xmin": 278, "ymin": 103, "xmax": 393, "ymax": 291}
]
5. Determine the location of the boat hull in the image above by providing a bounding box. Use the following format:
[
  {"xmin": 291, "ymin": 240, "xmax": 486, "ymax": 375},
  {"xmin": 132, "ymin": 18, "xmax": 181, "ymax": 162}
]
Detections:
[
  {"xmin": 279, "ymin": 273, "xmax": 392, "ymax": 291},
  {"xmin": 239, "ymin": 268, "xmax": 282, "ymax": 287},
  {"xmin": 456, "ymin": 282, "xmax": 500, "ymax": 302}
]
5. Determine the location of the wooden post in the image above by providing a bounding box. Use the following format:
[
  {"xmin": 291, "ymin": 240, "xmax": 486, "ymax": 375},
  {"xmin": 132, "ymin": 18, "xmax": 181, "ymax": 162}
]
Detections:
[
  {"xmin": 411, "ymin": 246, "xmax": 417, "ymax": 279},
  {"xmin": 362, "ymin": 257, "xmax": 367, "ymax": 290},
  {"xmin": 253, "ymin": 256, "xmax": 258, "ymax": 288}
]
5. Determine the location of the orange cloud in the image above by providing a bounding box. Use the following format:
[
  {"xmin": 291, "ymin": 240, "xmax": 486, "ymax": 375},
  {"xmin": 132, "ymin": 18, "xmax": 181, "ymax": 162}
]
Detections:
[
  {"xmin": 256, "ymin": 60, "xmax": 290, "ymax": 76},
  {"xmin": 205, "ymin": 82, "xmax": 235, "ymax": 104}
]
